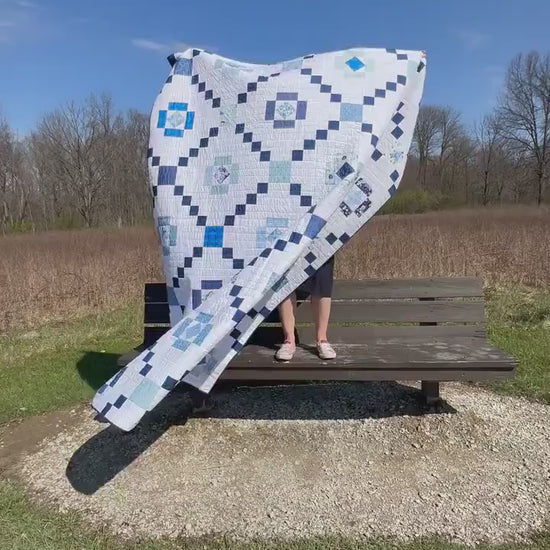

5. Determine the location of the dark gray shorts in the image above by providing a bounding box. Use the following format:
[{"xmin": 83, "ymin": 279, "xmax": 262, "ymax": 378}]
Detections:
[{"xmin": 297, "ymin": 255, "xmax": 334, "ymax": 298}]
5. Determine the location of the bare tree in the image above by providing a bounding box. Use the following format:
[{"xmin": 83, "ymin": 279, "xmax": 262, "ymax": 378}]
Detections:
[
  {"xmin": 34, "ymin": 94, "xmax": 120, "ymax": 227},
  {"xmin": 474, "ymin": 113, "xmax": 505, "ymax": 204},
  {"xmin": 413, "ymin": 105, "xmax": 441, "ymax": 189},
  {"xmin": 436, "ymin": 107, "xmax": 463, "ymax": 190},
  {"xmin": 0, "ymin": 113, "xmax": 29, "ymax": 231},
  {"xmin": 498, "ymin": 52, "xmax": 550, "ymax": 205}
]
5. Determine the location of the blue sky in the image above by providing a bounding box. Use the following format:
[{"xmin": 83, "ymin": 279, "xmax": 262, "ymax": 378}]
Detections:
[{"xmin": 1, "ymin": 0, "xmax": 549, "ymax": 135}]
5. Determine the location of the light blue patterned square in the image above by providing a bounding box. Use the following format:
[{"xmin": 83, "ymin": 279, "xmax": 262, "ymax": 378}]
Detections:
[
  {"xmin": 129, "ymin": 378, "xmax": 161, "ymax": 409},
  {"xmin": 281, "ymin": 58, "xmax": 303, "ymax": 72},
  {"xmin": 269, "ymin": 161, "xmax": 291, "ymax": 183},
  {"xmin": 340, "ymin": 103, "xmax": 363, "ymax": 122},
  {"xmin": 172, "ymin": 338, "xmax": 191, "ymax": 351}
]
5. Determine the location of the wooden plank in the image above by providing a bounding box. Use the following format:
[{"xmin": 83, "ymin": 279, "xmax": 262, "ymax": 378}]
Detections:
[
  {"xmin": 220, "ymin": 368, "xmax": 514, "ymax": 382},
  {"xmin": 144, "ymin": 302, "xmax": 170, "ymax": 324},
  {"xmin": 144, "ymin": 301, "xmax": 485, "ymax": 325},
  {"xmin": 230, "ymin": 341, "xmax": 516, "ymax": 368},
  {"xmin": 121, "ymin": 327, "xmax": 490, "ymax": 367},
  {"xmin": 318, "ymin": 277, "xmax": 483, "ymax": 300},
  {"xmin": 141, "ymin": 321, "xmax": 485, "ymax": 349},
  {"xmin": 143, "ymin": 300, "xmax": 484, "ymax": 327},
  {"xmin": 145, "ymin": 283, "xmax": 168, "ymax": 303},
  {"xmin": 294, "ymin": 300, "xmax": 485, "ymax": 324},
  {"xmin": 297, "ymin": 325, "xmax": 486, "ymax": 343},
  {"xmin": 143, "ymin": 277, "xmax": 483, "ymax": 305}
]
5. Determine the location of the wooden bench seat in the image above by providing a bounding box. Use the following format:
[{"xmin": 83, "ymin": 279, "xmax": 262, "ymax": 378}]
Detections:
[{"xmin": 118, "ymin": 277, "xmax": 516, "ymax": 404}]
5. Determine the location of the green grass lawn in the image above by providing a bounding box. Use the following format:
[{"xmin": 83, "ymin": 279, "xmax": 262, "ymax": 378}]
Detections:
[{"xmin": 1, "ymin": 288, "xmax": 549, "ymax": 550}]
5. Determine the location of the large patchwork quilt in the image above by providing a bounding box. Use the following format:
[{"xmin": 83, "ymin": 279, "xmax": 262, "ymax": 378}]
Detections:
[{"xmin": 92, "ymin": 47, "xmax": 426, "ymax": 431}]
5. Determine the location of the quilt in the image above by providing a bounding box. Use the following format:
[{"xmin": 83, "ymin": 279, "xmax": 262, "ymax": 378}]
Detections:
[{"xmin": 92, "ymin": 47, "xmax": 426, "ymax": 431}]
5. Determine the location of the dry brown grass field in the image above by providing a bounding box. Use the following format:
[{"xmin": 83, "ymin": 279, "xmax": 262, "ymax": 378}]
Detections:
[{"xmin": 1, "ymin": 205, "xmax": 549, "ymax": 333}]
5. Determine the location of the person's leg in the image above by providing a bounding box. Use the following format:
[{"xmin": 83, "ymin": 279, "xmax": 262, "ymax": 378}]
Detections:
[
  {"xmin": 313, "ymin": 294, "xmax": 336, "ymax": 359},
  {"xmin": 276, "ymin": 292, "xmax": 297, "ymax": 360},
  {"xmin": 278, "ymin": 292, "xmax": 297, "ymax": 344},
  {"xmin": 311, "ymin": 295, "xmax": 331, "ymax": 342},
  {"xmin": 311, "ymin": 257, "xmax": 337, "ymax": 359}
]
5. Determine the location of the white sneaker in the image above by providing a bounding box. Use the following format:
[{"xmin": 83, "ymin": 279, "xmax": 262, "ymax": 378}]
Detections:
[
  {"xmin": 275, "ymin": 341, "xmax": 296, "ymax": 361},
  {"xmin": 317, "ymin": 341, "xmax": 336, "ymax": 360}
]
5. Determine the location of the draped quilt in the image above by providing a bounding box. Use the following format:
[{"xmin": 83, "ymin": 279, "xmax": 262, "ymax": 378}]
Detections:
[{"xmin": 93, "ymin": 47, "xmax": 426, "ymax": 431}]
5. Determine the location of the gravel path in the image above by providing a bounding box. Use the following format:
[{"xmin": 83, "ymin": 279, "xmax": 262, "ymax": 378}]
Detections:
[{"xmin": 10, "ymin": 382, "xmax": 550, "ymax": 546}]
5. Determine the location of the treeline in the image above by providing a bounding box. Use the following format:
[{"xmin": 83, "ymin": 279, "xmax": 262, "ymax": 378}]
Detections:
[
  {"xmin": 397, "ymin": 51, "xmax": 550, "ymax": 210},
  {"xmin": 0, "ymin": 95, "xmax": 150, "ymax": 232},
  {"xmin": 1, "ymin": 51, "xmax": 549, "ymax": 232}
]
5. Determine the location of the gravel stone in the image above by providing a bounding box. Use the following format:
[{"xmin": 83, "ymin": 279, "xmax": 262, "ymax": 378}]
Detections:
[{"xmin": 7, "ymin": 382, "xmax": 550, "ymax": 546}]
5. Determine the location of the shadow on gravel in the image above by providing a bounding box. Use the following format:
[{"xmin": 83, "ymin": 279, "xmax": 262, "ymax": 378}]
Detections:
[
  {"xmin": 209, "ymin": 381, "xmax": 456, "ymax": 421},
  {"xmin": 67, "ymin": 367, "xmax": 455, "ymax": 496},
  {"xmin": 66, "ymin": 391, "xmax": 192, "ymax": 496}
]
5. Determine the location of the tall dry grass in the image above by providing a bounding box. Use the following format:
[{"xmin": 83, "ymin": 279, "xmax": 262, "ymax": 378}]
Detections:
[
  {"xmin": 337, "ymin": 205, "xmax": 550, "ymax": 287},
  {"xmin": 1, "ymin": 205, "xmax": 549, "ymax": 333},
  {"xmin": 0, "ymin": 227, "xmax": 161, "ymax": 332}
]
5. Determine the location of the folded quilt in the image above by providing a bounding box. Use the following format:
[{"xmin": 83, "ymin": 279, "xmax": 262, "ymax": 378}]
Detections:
[{"xmin": 92, "ymin": 47, "xmax": 426, "ymax": 431}]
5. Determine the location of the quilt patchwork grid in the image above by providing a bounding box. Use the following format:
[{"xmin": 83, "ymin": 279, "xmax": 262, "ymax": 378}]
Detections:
[{"xmin": 92, "ymin": 47, "xmax": 426, "ymax": 431}]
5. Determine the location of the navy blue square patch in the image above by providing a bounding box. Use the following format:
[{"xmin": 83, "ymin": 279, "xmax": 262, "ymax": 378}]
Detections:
[
  {"xmin": 372, "ymin": 149, "xmax": 382, "ymax": 161},
  {"xmin": 232, "ymin": 310, "xmax": 246, "ymax": 323},
  {"xmin": 290, "ymin": 183, "xmax": 301, "ymax": 195},
  {"xmin": 113, "ymin": 395, "xmax": 127, "ymax": 408},
  {"xmin": 336, "ymin": 162, "xmax": 354, "ymax": 179},
  {"xmin": 274, "ymin": 239, "xmax": 287, "ymax": 251},
  {"xmin": 326, "ymin": 233, "xmax": 337, "ymax": 245},
  {"xmin": 260, "ymin": 248, "xmax": 272, "ymax": 258},
  {"xmin": 230, "ymin": 285, "xmax": 242, "ymax": 296},
  {"xmin": 139, "ymin": 363, "xmax": 152, "ymax": 376},
  {"xmin": 289, "ymin": 231, "xmax": 302, "ymax": 244},
  {"xmin": 305, "ymin": 252, "xmax": 316, "ymax": 263},
  {"xmin": 162, "ymin": 376, "xmax": 179, "ymax": 390},
  {"xmin": 340, "ymin": 232, "xmax": 351, "ymax": 243},
  {"xmin": 158, "ymin": 166, "xmax": 177, "ymax": 185},
  {"xmin": 231, "ymin": 298, "xmax": 243, "ymax": 311}
]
